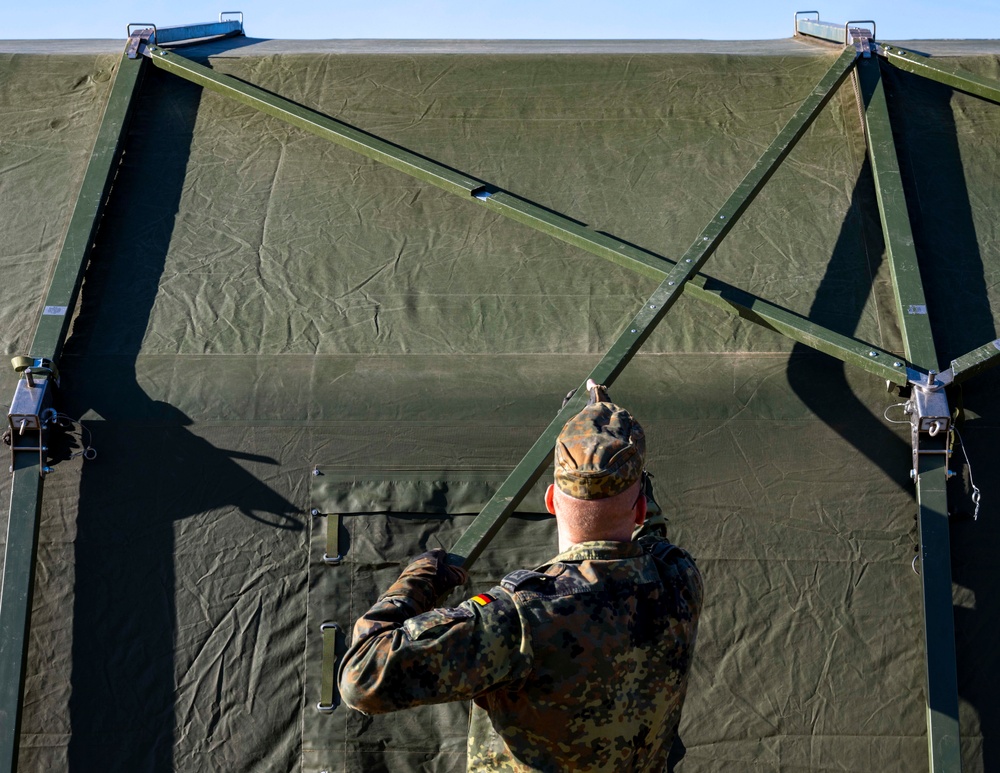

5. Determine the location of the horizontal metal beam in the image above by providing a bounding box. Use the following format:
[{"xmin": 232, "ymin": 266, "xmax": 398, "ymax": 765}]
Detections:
[
  {"xmin": 128, "ymin": 19, "xmax": 243, "ymax": 47},
  {"xmin": 881, "ymin": 45, "xmax": 1000, "ymax": 106},
  {"xmin": 795, "ymin": 18, "xmax": 852, "ymax": 45},
  {"xmin": 143, "ymin": 46, "xmax": 908, "ymax": 385},
  {"xmin": 795, "ymin": 16, "xmax": 874, "ymax": 46},
  {"xmin": 154, "ymin": 20, "xmax": 243, "ymax": 45}
]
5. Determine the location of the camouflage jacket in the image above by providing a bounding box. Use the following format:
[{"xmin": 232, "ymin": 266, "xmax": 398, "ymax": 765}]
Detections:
[{"xmin": 339, "ymin": 534, "xmax": 703, "ymax": 771}]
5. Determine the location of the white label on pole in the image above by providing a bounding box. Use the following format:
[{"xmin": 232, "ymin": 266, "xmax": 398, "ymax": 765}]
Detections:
[
  {"xmin": 907, "ymin": 304, "xmax": 927, "ymax": 315},
  {"xmin": 43, "ymin": 306, "xmax": 68, "ymax": 316}
]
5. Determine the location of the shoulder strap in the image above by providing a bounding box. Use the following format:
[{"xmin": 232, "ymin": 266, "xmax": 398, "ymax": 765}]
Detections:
[{"xmin": 500, "ymin": 568, "xmax": 551, "ymax": 592}]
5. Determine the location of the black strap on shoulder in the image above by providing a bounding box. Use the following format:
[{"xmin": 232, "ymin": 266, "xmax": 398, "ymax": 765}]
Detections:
[
  {"xmin": 501, "ymin": 569, "xmax": 550, "ymax": 592},
  {"xmin": 639, "ymin": 536, "xmax": 685, "ymax": 563}
]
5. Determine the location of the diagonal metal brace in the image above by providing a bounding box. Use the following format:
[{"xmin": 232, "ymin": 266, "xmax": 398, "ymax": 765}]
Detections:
[
  {"xmin": 449, "ymin": 47, "xmax": 860, "ymax": 568},
  {"xmin": 880, "ymin": 44, "xmax": 1000, "ymax": 107},
  {"xmin": 949, "ymin": 337, "xmax": 1000, "ymax": 384},
  {"xmin": 137, "ymin": 43, "xmax": 913, "ymax": 386}
]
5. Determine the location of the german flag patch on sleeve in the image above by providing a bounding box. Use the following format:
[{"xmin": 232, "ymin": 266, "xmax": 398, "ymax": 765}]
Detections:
[{"xmin": 470, "ymin": 593, "xmax": 495, "ymax": 607}]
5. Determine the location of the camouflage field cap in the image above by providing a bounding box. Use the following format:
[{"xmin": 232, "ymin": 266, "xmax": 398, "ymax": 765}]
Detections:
[{"xmin": 554, "ymin": 389, "xmax": 645, "ymax": 500}]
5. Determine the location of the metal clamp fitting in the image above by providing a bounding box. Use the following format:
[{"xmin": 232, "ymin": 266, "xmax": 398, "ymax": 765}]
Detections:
[
  {"xmin": 219, "ymin": 11, "xmax": 244, "ymax": 28},
  {"xmin": 126, "ymin": 23, "xmax": 157, "ymax": 42},
  {"xmin": 845, "ymin": 19, "xmax": 876, "ymax": 41},
  {"xmin": 8, "ymin": 356, "xmax": 57, "ymax": 475},
  {"xmin": 11, "ymin": 356, "xmax": 58, "ymax": 383}
]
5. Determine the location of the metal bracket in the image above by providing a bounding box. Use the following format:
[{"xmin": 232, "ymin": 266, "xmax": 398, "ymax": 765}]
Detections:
[
  {"xmin": 905, "ymin": 369, "xmax": 954, "ymax": 482},
  {"xmin": 845, "ymin": 21, "xmax": 876, "ymax": 58},
  {"xmin": 125, "ymin": 25, "xmax": 156, "ymax": 59},
  {"xmin": 129, "ymin": 17, "xmax": 245, "ymax": 53},
  {"xmin": 794, "ymin": 14, "xmax": 875, "ymax": 57},
  {"xmin": 7, "ymin": 358, "xmax": 58, "ymax": 476}
]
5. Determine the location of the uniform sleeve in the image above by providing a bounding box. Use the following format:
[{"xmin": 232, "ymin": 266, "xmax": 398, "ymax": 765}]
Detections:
[{"xmin": 338, "ymin": 581, "xmax": 531, "ymax": 715}]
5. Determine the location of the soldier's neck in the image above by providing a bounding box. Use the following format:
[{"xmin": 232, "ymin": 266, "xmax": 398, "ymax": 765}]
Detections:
[{"xmin": 555, "ymin": 521, "xmax": 634, "ymax": 553}]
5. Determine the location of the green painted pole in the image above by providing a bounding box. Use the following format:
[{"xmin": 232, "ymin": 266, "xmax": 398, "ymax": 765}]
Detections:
[
  {"xmin": 882, "ymin": 45, "xmax": 1000, "ymax": 106},
  {"xmin": 0, "ymin": 50, "xmax": 145, "ymax": 773},
  {"xmin": 143, "ymin": 46, "xmax": 908, "ymax": 385},
  {"xmin": 856, "ymin": 56, "xmax": 939, "ymax": 372},
  {"xmin": 0, "ymin": 466, "xmax": 43, "ymax": 773},
  {"xmin": 950, "ymin": 338, "xmax": 1000, "ymax": 385},
  {"xmin": 144, "ymin": 45, "xmax": 483, "ymax": 196},
  {"xmin": 29, "ymin": 56, "xmax": 146, "ymax": 358},
  {"xmin": 915, "ymin": 456, "xmax": 962, "ymax": 773},
  {"xmin": 689, "ymin": 279, "xmax": 907, "ymax": 384},
  {"xmin": 449, "ymin": 275, "xmax": 678, "ymax": 567},
  {"xmin": 858, "ymin": 55, "xmax": 962, "ymax": 772},
  {"xmin": 450, "ymin": 48, "xmax": 859, "ymax": 567}
]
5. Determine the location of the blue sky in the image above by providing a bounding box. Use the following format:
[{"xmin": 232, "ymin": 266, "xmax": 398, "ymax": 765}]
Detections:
[{"xmin": 5, "ymin": 1, "xmax": 999, "ymax": 40}]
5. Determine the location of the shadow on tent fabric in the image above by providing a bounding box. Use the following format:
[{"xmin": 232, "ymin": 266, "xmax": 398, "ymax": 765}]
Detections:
[
  {"xmin": 162, "ymin": 34, "xmax": 271, "ymax": 60},
  {"xmin": 785, "ymin": 155, "xmax": 912, "ymax": 489},
  {"xmin": 882, "ymin": 65, "xmax": 998, "ymax": 365},
  {"xmin": 949, "ymin": 372, "xmax": 1000, "ymax": 771},
  {"xmin": 786, "ymin": 63, "xmax": 1000, "ymax": 768},
  {"xmin": 59, "ymin": 64, "xmax": 300, "ymax": 771},
  {"xmin": 880, "ymin": 64, "xmax": 1000, "ymax": 770}
]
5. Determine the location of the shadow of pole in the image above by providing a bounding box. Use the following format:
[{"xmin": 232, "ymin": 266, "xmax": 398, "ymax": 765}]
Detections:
[
  {"xmin": 790, "ymin": 63, "xmax": 1000, "ymax": 768},
  {"xmin": 880, "ymin": 63, "xmax": 1000, "ymax": 769},
  {"xmin": 786, "ymin": 155, "xmax": 911, "ymax": 486},
  {"xmin": 62, "ymin": 64, "xmax": 300, "ymax": 771}
]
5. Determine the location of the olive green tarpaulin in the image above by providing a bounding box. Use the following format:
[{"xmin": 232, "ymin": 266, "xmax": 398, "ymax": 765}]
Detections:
[{"xmin": 1, "ymin": 42, "xmax": 999, "ymax": 771}]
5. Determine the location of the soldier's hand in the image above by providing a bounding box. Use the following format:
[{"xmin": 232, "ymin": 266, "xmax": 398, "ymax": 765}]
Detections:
[
  {"xmin": 408, "ymin": 548, "xmax": 469, "ymax": 595},
  {"xmin": 585, "ymin": 378, "xmax": 611, "ymax": 405}
]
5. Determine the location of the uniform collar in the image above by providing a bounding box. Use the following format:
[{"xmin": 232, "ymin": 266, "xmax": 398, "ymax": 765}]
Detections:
[{"xmin": 548, "ymin": 540, "xmax": 643, "ymax": 564}]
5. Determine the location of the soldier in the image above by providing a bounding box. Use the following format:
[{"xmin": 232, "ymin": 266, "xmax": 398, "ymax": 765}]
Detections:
[{"xmin": 339, "ymin": 379, "xmax": 704, "ymax": 771}]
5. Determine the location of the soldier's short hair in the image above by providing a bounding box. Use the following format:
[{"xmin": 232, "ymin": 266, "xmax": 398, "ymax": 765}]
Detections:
[{"xmin": 554, "ymin": 393, "xmax": 645, "ymax": 500}]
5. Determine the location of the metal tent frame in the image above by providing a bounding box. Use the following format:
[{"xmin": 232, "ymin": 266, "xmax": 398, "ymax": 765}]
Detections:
[{"xmin": 4, "ymin": 13, "xmax": 998, "ymax": 771}]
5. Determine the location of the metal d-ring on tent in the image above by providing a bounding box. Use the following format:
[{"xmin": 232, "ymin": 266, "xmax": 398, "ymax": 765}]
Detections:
[{"xmin": 2, "ymin": 12, "xmax": 999, "ymax": 773}]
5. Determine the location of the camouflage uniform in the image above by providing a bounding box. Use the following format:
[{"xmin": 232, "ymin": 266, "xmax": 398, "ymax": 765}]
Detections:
[{"xmin": 339, "ymin": 386, "xmax": 703, "ymax": 770}]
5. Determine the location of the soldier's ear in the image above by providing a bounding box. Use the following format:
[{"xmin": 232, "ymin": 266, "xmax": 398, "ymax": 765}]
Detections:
[
  {"xmin": 545, "ymin": 484, "xmax": 557, "ymax": 516},
  {"xmin": 634, "ymin": 493, "xmax": 647, "ymax": 527}
]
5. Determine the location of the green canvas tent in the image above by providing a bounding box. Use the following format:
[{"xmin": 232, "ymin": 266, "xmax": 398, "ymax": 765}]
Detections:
[{"xmin": 1, "ymin": 17, "xmax": 999, "ymax": 772}]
